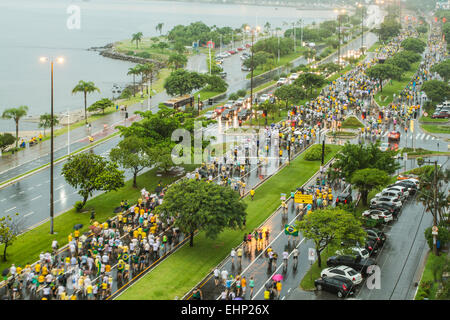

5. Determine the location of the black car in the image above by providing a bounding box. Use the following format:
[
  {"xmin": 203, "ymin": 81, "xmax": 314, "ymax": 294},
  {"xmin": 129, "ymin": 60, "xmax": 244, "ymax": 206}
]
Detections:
[
  {"xmin": 335, "ymin": 192, "xmax": 353, "ymax": 205},
  {"xmin": 365, "ymin": 239, "xmax": 379, "ymax": 256},
  {"xmin": 370, "ymin": 202, "xmax": 400, "ymax": 216},
  {"xmin": 314, "ymin": 275, "xmax": 355, "ymax": 298},
  {"xmin": 390, "ymin": 181, "xmax": 417, "ymax": 195},
  {"xmin": 365, "ymin": 228, "xmax": 387, "ymax": 246},
  {"xmin": 238, "ymin": 109, "xmax": 250, "ymax": 120},
  {"xmin": 326, "ymin": 255, "xmax": 377, "ymax": 276}
]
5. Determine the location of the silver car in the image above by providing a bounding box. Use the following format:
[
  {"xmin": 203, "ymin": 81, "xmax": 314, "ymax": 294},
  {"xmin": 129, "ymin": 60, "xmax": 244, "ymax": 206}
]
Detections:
[{"xmin": 370, "ymin": 196, "xmax": 402, "ymax": 208}]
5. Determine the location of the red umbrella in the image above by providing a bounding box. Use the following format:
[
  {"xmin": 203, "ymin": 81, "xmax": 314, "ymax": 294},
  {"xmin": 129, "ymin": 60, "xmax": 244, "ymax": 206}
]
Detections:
[{"xmin": 272, "ymin": 274, "xmax": 283, "ymax": 282}]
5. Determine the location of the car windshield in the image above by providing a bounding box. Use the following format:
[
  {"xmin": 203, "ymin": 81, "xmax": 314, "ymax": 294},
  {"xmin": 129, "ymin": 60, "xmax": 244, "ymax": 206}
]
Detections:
[
  {"xmin": 361, "ymin": 249, "xmax": 369, "ymax": 256},
  {"xmin": 348, "ymin": 270, "xmax": 357, "ymax": 276}
]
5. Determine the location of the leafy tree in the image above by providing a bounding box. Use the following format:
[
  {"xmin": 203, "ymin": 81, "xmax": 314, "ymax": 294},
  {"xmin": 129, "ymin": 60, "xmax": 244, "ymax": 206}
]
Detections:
[
  {"xmin": 416, "ymin": 25, "xmax": 428, "ymax": 36},
  {"xmin": 330, "ymin": 142, "xmax": 400, "ymax": 181},
  {"xmin": 155, "ymin": 179, "xmax": 247, "ymax": 247},
  {"xmin": 158, "ymin": 41, "xmax": 169, "ymax": 52},
  {"xmin": 431, "ymin": 59, "xmax": 450, "ymax": 82},
  {"xmin": 173, "ymin": 41, "xmax": 186, "ymax": 55},
  {"xmin": 38, "ymin": 113, "xmax": 60, "ymax": 136},
  {"xmin": 62, "ymin": 153, "xmax": 125, "ymax": 208},
  {"xmin": 294, "ymin": 72, "xmax": 326, "ymax": 96},
  {"xmin": 168, "ymin": 53, "xmax": 188, "ymax": 70},
  {"xmin": 72, "ymin": 80, "xmax": 100, "ymax": 123},
  {"xmin": 366, "ymin": 64, "xmax": 403, "ymax": 92},
  {"xmin": 0, "ymin": 213, "xmax": 20, "ymax": 261},
  {"xmin": 424, "ymin": 223, "xmax": 450, "ymax": 252},
  {"xmin": 394, "ymin": 50, "xmax": 422, "ymax": 64},
  {"xmin": 164, "ymin": 69, "xmax": 206, "ymax": 97},
  {"xmin": 386, "ymin": 56, "xmax": 411, "ymax": 72},
  {"xmin": 422, "ymin": 80, "xmax": 450, "ymax": 104},
  {"xmin": 228, "ymin": 93, "xmax": 239, "ymax": 101},
  {"xmin": 88, "ymin": 98, "xmax": 113, "ymax": 114},
  {"xmin": 274, "ymin": 84, "xmax": 306, "ymax": 110},
  {"xmin": 373, "ymin": 16, "xmax": 401, "ymax": 42},
  {"xmin": 351, "ymin": 168, "xmax": 390, "ymax": 206},
  {"xmin": 131, "ymin": 32, "xmax": 143, "ymax": 49},
  {"xmin": 243, "ymin": 51, "xmax": 274, "ymax": 70},
  {"xmin": 110, "ymin": 136, "xmax": 153, "ymax": 188},
  {"xmin": 296, "ymin": 208, "xmax": 366, "ymax": 267},
  {"xmin": 318, "ymin": 62, "xmax": 340, "ymax": 75},
  {"xmin": 401, "ymin": 38, "xmax": 427, "ymax": 54},
  {"xmin": 1, "ymin": 105, "xmax": 28, "ymax": 148},
  {"xmin": 137, "ymin": 63, "xmax": 158, "ymax": 95},
  {"xmin": 0, "ymin": 133, "xmax": 16, "ymax": 152}
]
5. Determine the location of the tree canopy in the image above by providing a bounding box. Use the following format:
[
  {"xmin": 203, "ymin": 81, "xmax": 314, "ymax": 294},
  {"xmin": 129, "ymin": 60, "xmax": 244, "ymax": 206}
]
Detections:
[
  {"xmin": 431, "ymin": 59, "xmax": 450, "ymax": 82},
  {"xmin": 164, "ymin": 69, "xmax": 206, "ymax": 97},
  {"xmin": 155, "ymin": 179, "xmax": 247, "ymax": 246},
  {"xmin": 421, "ymin": 80, "xmax": 450, "ymax": 104},
  {"xmin": 401, "ymin": 38, "xmax": 427, "ymax": 54},
  {"xmin": 351, "ymin": 168, "xmax": 390, "ymax": 206}
]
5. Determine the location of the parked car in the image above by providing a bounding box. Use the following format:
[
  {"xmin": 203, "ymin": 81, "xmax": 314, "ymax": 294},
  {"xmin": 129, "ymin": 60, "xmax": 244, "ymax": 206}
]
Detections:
[
  {"xmin": 321, "ymin": 265, "xmax": 363, "ymax": 285},
  {"xmin": 370, "ymin": 196, "xmax": 402, "ymax": 208},
  {"xmin": 289, "ymin": 73, "xmax": 300, "ymax": 81},
  {"xmin": 385, "ymin": 185, "xmax": 409, "ymax": 199},
  {"xmin": 314, "ymin": 275, "xmax": 355, "ymax": 298},
  {"xmin": 370, "ymin": 202, "xmax": 400, "ymax": 216},
  {"xmin": 375, "ymin": 190, "xmax": 405, "ymax": 202},
  {"xmin": 336, "ymin": 247, "xmax": 370, "ymax": 260},
  {"xmin": 335, "ymin": 192, "xmax": 353, "ymax": 205},
  {"xmin": 365, "ymin": 228, "xmax": 387, "ymax": 247},
  {"xmin": 241, "ymin": 65, "xmax": 251, "ymax": 71},
  {"xmin": 362, "ymin": 209, "xmax": 393, "ymax": 223},
  {"xmin": 227, "ymin": 50, "xmax": 237, "ymax": 55},
  {"xmin": 365, "ymin": 239, "xmax": 379, "ymax": 256},
  {"xmin": 387, "ymin": 131, "xmax": 401, "ymax": 141},
  {"xmin": 391, "ymin": 181, "xmax": 417, "ymax": 195},
  {"xmin": 326, "ymin": 255, "xmax": 377, "ymax": 276},
  {"xmin": 237, "ymin": 47, "xmax": 244, "ymax": 51},
  {"xmin": 245, "ymin": 43, "xmax": 252, "ymax": 48},
  {"xmin": 220, "ymin": 71, "xmax": 227, "ymax": 79}
]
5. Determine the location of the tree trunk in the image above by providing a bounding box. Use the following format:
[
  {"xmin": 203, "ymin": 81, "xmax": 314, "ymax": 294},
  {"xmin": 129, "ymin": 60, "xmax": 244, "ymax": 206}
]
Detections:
[
  {"xmin": 82, "ymin": 195, "xmax": 88, "ymax": 208},
  {"xmin": 189, "ymin": 232, "xmax": 194, "ymax": 247},
  {"xmin": 380, "ymin": 79, "xmax": 383, "ymax": 93},
  {"xmin": 133, "ymin": 74, "xmax": 136, "ymax": 97},
  {"xmin": 84, "ymin": 91, "xmax": 88, "ymax": 124},
  {"xmin": 133, "ymin": 171, "xmax": 138, "ymax": 188},
  {"xmin": 3, "ymin": 243, "xmax": 8, "ymax": 261},
  {"xmin": 361, "ymin": 189, "xmax": 368, "ymax": 206},
  {"xmin": 316, "ymin": 247, "xmax": 322, "ymax": 267},
  {"xmin": 15, "ymin": 120, "xmax": 19, "ymax": 148}
]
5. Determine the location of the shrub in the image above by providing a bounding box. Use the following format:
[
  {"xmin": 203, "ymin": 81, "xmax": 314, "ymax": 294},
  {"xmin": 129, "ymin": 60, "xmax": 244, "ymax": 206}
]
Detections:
[
  {"xmin": 304, "ymin": 144, "xmax": 331, "ymax": 161},
  {"xmin": 237, "ymin": 89, "xmax": 247, "ymax": 97},
  {"xmin": 74, "ymin": 201, "xmax": 84, "ymax": 213},
  {"xmin": 280, "ymin": 73, "xmax": 287, "ymax": 78},
  {"xmin": 228, "ymin": 93, "xmax": 239, "ymax": 101},
  {"xmin": 273, "ymin": 76, "xmax": 280, "ymax": 81},
  {"xmin": 136, "ymin": 52, "xmax": 151, "ymax": 59},
  {"xmin": 119, "ymin": 88, "xmax": 132, "ymax": 99},
  {"xmin": 341, "ymin": 116, "xmax": 364, "ymax": 128}
]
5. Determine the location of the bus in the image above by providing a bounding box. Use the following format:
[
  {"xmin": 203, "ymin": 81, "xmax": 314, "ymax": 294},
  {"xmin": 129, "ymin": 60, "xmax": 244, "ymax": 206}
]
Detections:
[{"xmin": 163, "ymin": 95, "xmax": 194, "ymax": 110}]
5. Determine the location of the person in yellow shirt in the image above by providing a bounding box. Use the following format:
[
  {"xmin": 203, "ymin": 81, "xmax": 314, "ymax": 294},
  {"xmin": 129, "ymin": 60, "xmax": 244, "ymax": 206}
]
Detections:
[
  {"xmin": 133, "ymin": 229, "xmax": 139, "ymax": 239},
  {"xmin": 328, "ymin": 193, "xmax": 333, "ymax": 202},
  {"xmin": 41, "ymin": 265, "xmax": 48, "ymax": 276},
  {"xmin": 86, "ymin": 284, "xmax": 94, "ymax": 300},
  {"xmin": 140, "ymin": 208, "xmax": 145, "ymax": 216},
  {"xmin": 250, "ymin": 189, "xmax": 255, "ymax": 200},
  {"xmin": 68, "ymin": 233, "xmax": 73, "ymax": 243},
  {"xmin": 74, "ymin": 229, "xmax": 80, "ymax": 240}
]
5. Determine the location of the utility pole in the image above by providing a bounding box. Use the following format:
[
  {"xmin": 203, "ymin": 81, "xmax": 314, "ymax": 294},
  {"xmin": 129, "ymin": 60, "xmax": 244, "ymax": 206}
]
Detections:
[
  {"xmin": 293, "ymin": 22, "xmax": 296, "ymax": 52},
  {"xmin": 423, "ymin": 159, "xmax": 440, "ymax": 255}
]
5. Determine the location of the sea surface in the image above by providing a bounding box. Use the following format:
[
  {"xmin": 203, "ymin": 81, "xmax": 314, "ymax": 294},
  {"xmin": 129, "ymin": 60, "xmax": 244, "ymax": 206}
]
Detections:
[{"xmin": 0, "ymin": 0, "xmax": 335, "ymax": 130}]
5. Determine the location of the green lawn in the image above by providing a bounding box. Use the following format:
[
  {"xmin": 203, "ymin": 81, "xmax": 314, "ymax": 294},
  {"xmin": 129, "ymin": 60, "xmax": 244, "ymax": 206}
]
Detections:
[
  {"xmin": 415, "ymin": 252, "xmax": 447, "ymax": 300},
  {"xmin": 246, "ymin": 49, "xmax": 308, "ymax": 79},
  {"xmin": 419, "ymin": 116, "xmax": 449, "ymax": 123},
  {"xmin": 421, "ymin": 124, "xmax": 450, "ymax": 134},
  {"xmin": 374, "ymin": 62, "xmax": 421, "ymax": 107},
  {"xmin": 0, "ymin": 164, "xmax": 197, "ymax": 271},
  {"xmin": 341, "ymin": 116, "xmax": 364, "ymax": 129},
  {"xmin": 117, "ymin": 144, "xmax": 342, "ymax": 300}
]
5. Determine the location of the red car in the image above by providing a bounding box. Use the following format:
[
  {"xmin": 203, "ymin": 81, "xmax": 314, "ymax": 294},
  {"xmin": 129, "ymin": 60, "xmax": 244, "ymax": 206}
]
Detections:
[
  {"xmin": 387, "ymin": 131, "xmax": 400, "ymax": 141},
  {"xmin": 215, "ymin": 105, "xmax": 225, "ymax": 115},
  {"xmin": 245, "ymin": 43, "xmax": 252, "ymax": 48},
  {"xmin": 237, "ymin": 47, "xmax": 244, "ymax": 51},
  {"xmin": 228, "ymin": 50, "xmax": 237, "ymax": 55},
  {"xmin": 431, "ymin": 111, "xmax": 450, "ymax": 118}
]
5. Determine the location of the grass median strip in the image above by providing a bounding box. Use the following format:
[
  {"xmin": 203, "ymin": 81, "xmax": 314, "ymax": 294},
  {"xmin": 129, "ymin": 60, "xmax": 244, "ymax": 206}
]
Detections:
[
  {"xmin": 117, "ymin": 144, "xmax": 341, "ymax": 300},
  {"xmin": 0, "ymin": 164, "xmax": 197, "ymax": 272}
]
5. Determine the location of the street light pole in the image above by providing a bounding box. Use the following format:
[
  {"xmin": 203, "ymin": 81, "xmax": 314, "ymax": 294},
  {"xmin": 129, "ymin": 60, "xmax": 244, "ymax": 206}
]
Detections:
[
  {"xmin": 40, "ymin": 56, "xmax": 63, "ymax": 235},
  {"xmin": 250, "ymin": 31, "xmax": 255, "ymax": 126}
]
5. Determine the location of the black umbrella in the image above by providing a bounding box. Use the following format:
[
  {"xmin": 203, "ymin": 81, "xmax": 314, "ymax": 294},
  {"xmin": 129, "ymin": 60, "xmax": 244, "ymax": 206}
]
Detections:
[
  {"xmin": 2, "ymin": 268, "xmax": 9, "ymax": 277},
  {"xmin": 73, "ymin": 224, "xmax": 83, "ymax": 230}
]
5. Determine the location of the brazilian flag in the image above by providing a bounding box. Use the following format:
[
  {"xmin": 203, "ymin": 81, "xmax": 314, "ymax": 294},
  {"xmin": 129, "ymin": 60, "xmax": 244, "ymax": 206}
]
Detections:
[
  {"xmin": 284, "ymin": 224, "xmax": 299, "ymax": 237},
  {"xmin": 96, "ymin": 260, "xmax": 102, "ymax": 277}
]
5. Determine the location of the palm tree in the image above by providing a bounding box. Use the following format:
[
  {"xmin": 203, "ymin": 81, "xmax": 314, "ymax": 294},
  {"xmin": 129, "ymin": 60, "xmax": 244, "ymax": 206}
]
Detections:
[
  {"xmin": 71, "ymin": 81, "xmax": 100, "ymax": 123},
  {"xmin": 131, "ymin": 32, "xmax": 143, "ymax": 49},
  {"xmin": 127, "ymin": 66, "xmax": 140, "ymax": 96},
  {"xmin": 156, "ymin": 23, "xmax": 164, "ymax": 35},
  {"xmin": 136, "ymin": 63, "xmax": 158, "ymax": 95},
  {"xmin": 2, "ymin": 105, "xmax": 28, "ymax": 148}
]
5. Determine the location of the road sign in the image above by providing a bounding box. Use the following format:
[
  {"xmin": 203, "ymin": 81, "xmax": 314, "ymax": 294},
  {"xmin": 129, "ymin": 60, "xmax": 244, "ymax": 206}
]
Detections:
[
  {"xmin": 432, "ymin": 225, "xmax": 439, "ymax": 235},
  {"xmin": 308, "ymin": 248, "xmax": 316, "ymax": 262},
  {"xmin": 295, "ymin": 192, "xmax": 313, "ymax": 204}
]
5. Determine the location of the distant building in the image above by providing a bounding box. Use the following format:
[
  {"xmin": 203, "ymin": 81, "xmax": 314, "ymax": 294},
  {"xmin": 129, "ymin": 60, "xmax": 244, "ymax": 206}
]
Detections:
[{"xmin": 436, "ymin": 0, "xmax": 450, "ymax": 10}]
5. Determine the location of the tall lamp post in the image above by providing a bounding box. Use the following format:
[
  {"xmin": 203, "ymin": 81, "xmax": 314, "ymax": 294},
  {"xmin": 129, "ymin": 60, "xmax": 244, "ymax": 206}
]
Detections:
[
  {"xmin": 245, "ymin": 25, "xmax": 261, "ymax": 126},
  {"xmin": 40, "ymin": 56, "xmax": 64, "ymax": 235},
  {"xmin": 356, "ymin": 2, "xmax": 365, "ymax": 54},
  {"xmin": 334, "ymin": 8, "xmax": 346, "ymax": 70}
]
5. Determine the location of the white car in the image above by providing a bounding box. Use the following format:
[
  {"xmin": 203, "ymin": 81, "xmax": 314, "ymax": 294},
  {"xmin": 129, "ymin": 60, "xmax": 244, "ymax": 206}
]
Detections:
[
  {"xmin": 385, "ymin": 186, "xmax": 409, "ymax": 199},
  {"xmin": 235, "ymin": 97, "xmax": 245, "ymax": 106},
  {"xmin": 336, "ymin": 247, "xmax": 370, "ymax": 260},
  {"xmin": 259, "ymin": 94, "xmax": 270, "ymax": 103},
  {"xmin": 277, "ymin": 78, "xmax": 287, "ymax": 86},
  {"xmin": 370, "ymin": 196, "xmax": 402, "ymax": 208},
  {"xmin": 203, "ymin": 110, "xmax": 215, "ymax": 120},
  {"xmin": 362, "ymin": 209, "xmax": 393, "ymax": 223},
  {"xmin": 321, "ymin": 266, "xmax": 363, "ymax": 285},
  {"xmin": 375, "ymin": 190, "xmax": 403, "ymax": 201},
  {"xmin": 289, "ymin": 73, "xmax": 299, "ymax": 81}
]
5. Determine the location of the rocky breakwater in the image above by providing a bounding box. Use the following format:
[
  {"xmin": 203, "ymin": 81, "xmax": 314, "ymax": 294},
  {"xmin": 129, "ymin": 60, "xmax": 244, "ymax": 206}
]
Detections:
[{"xmin": 88, "ymin": 43, "xmax": 166, "ymax": 69}]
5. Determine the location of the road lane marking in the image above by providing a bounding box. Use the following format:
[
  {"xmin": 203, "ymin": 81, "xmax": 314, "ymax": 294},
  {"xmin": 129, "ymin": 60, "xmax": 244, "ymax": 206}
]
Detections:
[
  {"xmin": 19, "ymin": 191, "xmax": 25, "ymax": 194},
  {"xmin": 36, "ymin": 184, "xmax": 42, "ymax": 187},
  {"xmin": 9, "ymin": 194, "xmax": 16, "ymax": 198},
  {"xmin": 5, "ymin": 206, "xmax": 16, "ymax": 213},
  {"xmin": 28, "ymin": 187, "xmax": 34, "ymax": 190},
  {"xmin": 1, "ymin": 199, "xmax": 6, "ymax": 202},
  {"xmin": 55, "ymin": 185, "xmax": 64, "ymax": 191},
  {"xmin": 24, "ymin": 211, "xmax": 34, "ymax": 218},
  {"xmin": 31, "ymin": 195, "xmax": 42, "ymax": 201}
]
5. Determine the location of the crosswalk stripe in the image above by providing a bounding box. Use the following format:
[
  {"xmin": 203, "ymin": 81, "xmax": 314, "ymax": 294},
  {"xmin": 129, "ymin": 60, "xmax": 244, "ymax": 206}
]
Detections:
[
  {"xmin": 431, "ymin": 136, "xmax": 435, "ymax": 140},
  {"xmin": 426, "ymin": 135, "xmax": 431, "ymax": 140},
  {"xmin": 419, "ymin": 133, "xmax": 425, "ymax": 139}
]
